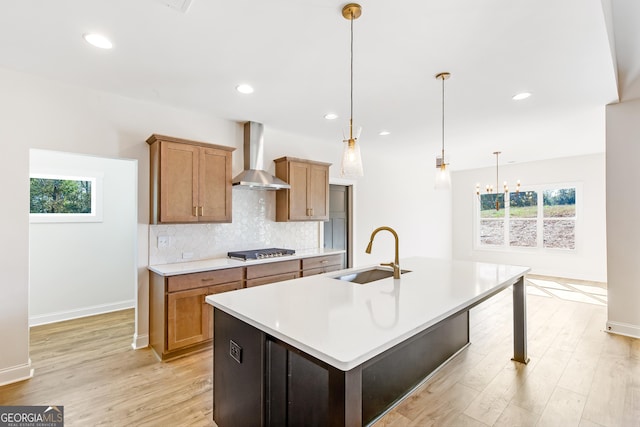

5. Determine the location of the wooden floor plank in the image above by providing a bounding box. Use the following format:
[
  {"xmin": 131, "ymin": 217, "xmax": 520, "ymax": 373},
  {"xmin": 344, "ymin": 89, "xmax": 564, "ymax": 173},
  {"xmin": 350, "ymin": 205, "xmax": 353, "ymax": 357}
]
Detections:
[{"xmin": 536, "ymin": 386, "xmax": 587, "ymax": 427}]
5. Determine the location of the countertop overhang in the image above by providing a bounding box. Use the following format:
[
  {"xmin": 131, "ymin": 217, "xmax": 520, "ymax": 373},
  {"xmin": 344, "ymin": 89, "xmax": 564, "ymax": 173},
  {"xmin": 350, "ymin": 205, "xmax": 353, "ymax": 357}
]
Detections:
[
  {"xmin": 206, "ymin": 257, "xmax": 530, "ymax": 371},
  {"xmin": 149, "ymin": 248, "xmax": 345, "ymax": 276}
]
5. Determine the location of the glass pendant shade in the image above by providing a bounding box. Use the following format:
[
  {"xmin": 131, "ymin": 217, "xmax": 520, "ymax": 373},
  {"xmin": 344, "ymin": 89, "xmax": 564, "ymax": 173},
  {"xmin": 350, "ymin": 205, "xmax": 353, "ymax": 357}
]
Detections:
[
  {"xmin": 340, "ymin": 123, "xmax": 363, "ymax": 177},
  {"xmin": 435, "ymin": 164, "xmax": 451, "ymax": 190}
]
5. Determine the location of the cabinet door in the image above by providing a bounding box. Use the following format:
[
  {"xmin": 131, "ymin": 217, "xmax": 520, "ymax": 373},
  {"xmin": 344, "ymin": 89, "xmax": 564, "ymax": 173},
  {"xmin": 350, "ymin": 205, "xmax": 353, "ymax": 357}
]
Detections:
[
  {"xmin": 160, "ymin": 142, "xmax": 199, "ymax": 223},
  {"xmin": 199, "ymin": 147, "xmax": 232, "ymax": 222},
  {"xmin": 167, "ymin": 287, "xmax": 209, "ymax": 351},
  {"xmin": 308, "ymin": 164, "xmax": 329, "ymax": 220},
  {"xmin": 288, "ymin": 161, "xmax": 310, "ymax": 220}
]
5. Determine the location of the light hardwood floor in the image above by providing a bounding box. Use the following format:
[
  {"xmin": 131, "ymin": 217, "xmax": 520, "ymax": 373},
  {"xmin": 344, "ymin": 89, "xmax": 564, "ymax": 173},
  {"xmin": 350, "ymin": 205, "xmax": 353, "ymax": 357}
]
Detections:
[{"xmin": 0, "ymin": 277, "xmax": 638, "ymax": 426}]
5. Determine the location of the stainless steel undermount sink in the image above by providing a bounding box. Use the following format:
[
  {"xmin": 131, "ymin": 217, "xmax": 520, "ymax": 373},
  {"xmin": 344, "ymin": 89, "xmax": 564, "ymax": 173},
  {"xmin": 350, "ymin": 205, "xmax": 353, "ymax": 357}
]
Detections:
[{"xmin": 332, "ymin": 267, "xmax": 411, "ymax": 284}]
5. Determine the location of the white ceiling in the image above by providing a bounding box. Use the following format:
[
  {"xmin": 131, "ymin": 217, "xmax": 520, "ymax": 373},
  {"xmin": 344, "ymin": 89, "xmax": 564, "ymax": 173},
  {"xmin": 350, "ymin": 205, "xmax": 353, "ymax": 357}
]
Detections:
[{"xmin": 1, "ymin": 0, "xmax": 632, "ymax": 170}]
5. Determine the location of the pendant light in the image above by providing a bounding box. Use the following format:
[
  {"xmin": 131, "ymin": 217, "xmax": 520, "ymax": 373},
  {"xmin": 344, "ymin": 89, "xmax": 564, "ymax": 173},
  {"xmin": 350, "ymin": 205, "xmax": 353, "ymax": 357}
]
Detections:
[
  {"xmin": 340, "ymin": 3, "xmax": 364, "ymax": 178},
  {"xmin": 435, "ymin": 72, "xmax": 451, "ymax": 190},
  {"xmin": 475, "ymin": 151, "xmax": 521, "ymax": 210}
]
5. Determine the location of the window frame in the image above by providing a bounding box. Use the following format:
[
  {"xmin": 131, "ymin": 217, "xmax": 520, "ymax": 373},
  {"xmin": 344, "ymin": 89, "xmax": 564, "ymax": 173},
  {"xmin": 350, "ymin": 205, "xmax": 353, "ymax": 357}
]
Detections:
[
  {"xmin": 474, "ymin": 182, "xmax": 579, "ymax": 253},
  {"xmin": 29, "ymin": 172, "xmax": 104, "ymax": 223}
]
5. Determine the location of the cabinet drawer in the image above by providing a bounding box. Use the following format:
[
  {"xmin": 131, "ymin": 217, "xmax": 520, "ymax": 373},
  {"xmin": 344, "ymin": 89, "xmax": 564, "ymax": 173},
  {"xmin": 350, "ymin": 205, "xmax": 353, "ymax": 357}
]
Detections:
[
  {"xmin": 168, "ymin": 268, "xmax": 243, "ymax": 292},
  {"xmin": 246, "ymin": 272, "xmax": 300, "ymax": 288},
  {"xmin": 208, "ymin": 281, "xmax": 243, "ymax": 296},
  {"xmin": 246, "ymin": 260, "xmax": 300, "ymax": 280},
  {"xmin": 301, "ymin": 264, "xmax": 342, "ymax": 277},
  {"xmin": 301, "ymin": 254, "xmax": 343, "ymax": 271}
]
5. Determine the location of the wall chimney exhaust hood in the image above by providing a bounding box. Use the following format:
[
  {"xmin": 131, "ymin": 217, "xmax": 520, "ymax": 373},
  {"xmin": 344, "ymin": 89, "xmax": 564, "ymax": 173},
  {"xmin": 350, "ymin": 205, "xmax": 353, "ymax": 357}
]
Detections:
[{"xmin": 232, "ymin": 122, "xmax": 291, "ymax": 190}]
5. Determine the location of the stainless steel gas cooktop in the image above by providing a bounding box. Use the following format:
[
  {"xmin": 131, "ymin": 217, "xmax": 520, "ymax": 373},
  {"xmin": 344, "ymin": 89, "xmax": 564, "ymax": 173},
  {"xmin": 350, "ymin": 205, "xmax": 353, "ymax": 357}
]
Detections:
[{"xmin": 227, "ymin": 248, "xmax": 295, "ymax": 261}]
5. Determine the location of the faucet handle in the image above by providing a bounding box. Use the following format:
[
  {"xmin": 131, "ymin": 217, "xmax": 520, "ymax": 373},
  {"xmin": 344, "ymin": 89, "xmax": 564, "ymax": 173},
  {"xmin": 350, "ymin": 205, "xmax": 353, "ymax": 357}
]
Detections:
[{"xmin": 380, "ymin": 262, "xmax": 401, "ymax": 279}]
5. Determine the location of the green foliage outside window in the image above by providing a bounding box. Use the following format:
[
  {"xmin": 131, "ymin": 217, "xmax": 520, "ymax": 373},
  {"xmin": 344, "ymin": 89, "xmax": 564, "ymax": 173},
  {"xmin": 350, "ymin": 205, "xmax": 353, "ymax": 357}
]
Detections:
[
  {"xmin": 509, "ymin": 191, "xmax": 538, "ymax": 218},
  {"xmin": 543, "ymin": 188, "xmax": 576, "ymax": 217},
  {"xmin": 479, "ymin": 194, "xmax": 505, "ymax": 218},
  {"xmin": 30, "ymin": 178, "xmax": 92, "ymax": 214}
]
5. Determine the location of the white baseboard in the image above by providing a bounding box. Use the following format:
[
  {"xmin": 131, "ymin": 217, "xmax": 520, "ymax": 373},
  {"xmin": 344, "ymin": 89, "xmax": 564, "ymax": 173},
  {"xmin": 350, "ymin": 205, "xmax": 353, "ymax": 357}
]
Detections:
[
  {"xmin": 29, "ymin": 300, "xmax": 135, "ymax": 327},
  {"xmin": 132, "ymin": 333, "xmax": 149, "ymax": 350},
  {"xmin": 606, "ymin": 320, "xmax": 640, "ymax": 339},
  {"xmin": 0, "ymin": 359, "xmax": 34, "ymax": 386}
]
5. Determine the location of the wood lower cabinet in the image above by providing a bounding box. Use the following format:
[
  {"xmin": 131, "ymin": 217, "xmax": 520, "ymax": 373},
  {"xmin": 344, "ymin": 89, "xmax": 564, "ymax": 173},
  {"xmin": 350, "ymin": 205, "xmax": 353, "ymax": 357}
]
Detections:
[
  {"xmin": 147, "ymin": 134, "xmax": 235, "ymax": 224},
  {"xmin": 246, "ymin": 259, "xmax": 300, "ymax": 288},
  {"xmin": 149, "ymin": 253, "xmax": 344, "ymax": 360},
  {"xmin": 150, "ymin": 267, "xmax": 243, "ymax": 360},
  {"xmin": 274, "ymin": 157, "xmax": 331, "ymax": 221},
  {"xmin": 301, "ymin": 253, "xmax": 344, "ymax": 277}
]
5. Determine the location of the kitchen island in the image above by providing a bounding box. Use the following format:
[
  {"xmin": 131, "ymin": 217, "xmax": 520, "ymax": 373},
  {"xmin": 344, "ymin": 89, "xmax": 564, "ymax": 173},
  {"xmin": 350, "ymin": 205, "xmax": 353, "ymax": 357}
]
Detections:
[{"xmin": 206, "ymin": 257, "xmax": 530, "ymax": 426}]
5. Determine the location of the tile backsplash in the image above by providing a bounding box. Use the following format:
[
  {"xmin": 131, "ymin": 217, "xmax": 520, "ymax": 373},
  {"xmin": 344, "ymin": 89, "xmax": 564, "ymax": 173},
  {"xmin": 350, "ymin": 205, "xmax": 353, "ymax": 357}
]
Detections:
[{"xmin": 149, "ymin": 189, "xmax": 320, "ymax": 265}]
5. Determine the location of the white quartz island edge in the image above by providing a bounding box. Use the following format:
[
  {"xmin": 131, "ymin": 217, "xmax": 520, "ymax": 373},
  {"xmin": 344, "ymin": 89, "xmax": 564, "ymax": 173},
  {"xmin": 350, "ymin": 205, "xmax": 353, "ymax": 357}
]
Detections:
[{"xmin": 206, "ymin": 257, "xmax": 530, "ymax": 371}]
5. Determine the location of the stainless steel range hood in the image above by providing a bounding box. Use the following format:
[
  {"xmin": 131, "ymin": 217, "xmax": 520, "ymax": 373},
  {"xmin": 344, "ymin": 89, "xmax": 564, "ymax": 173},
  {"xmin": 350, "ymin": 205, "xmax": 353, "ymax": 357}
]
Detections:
[{"xmin": 232, "ymin": 121, "xmax": 291, "ymax": 190}]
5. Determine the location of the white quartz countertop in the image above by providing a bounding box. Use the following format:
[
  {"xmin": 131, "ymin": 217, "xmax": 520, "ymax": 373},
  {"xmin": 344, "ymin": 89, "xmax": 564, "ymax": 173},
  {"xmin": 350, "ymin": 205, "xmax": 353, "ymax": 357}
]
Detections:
[
  {"xmin": 148, "ymin": 248, "xmax": 345, "ymax": 276},
  {"xmin": 206, "ymin": 257, "xmax": 529, "ymax": 371}
]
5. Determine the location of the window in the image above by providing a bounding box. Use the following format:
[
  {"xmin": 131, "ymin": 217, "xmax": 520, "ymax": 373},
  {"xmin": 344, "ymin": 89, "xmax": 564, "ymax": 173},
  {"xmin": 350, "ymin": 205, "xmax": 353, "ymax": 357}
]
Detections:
[
  {"xmin": 509, "ymin": 191, "xmax": 538, "ymax": 248},
  {"xmin": 479, "ymin": 194, "xmax": 504, "ymax": 245},
  {"xmin": 543, "ymin": 188, "xmax": 576, "ymax": 249},
  {"xmin": 476, "ymin": 185, "xmax": 576, "ymax": 251},
  {"xmin": 30, "ymin": 174, "xmax": 102, "ymax": 223}
]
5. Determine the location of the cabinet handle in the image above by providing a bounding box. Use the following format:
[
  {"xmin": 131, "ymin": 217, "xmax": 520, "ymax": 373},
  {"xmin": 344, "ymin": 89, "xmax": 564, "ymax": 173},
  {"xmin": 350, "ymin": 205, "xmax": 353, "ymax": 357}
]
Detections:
[
  {"xmin": 321, "ymin": 260, "xmax": 328, "ymax": 264},
  {"xmin": 310, "ymin": 208, "xmax": 314, "ymax": 216},
  {"xmin": 193, "ymin": 206, "xmax": 198, "ymax": 217},
  {"xmin": 199, "ymin": 206, "xmax": 204, "ymax": 216}
]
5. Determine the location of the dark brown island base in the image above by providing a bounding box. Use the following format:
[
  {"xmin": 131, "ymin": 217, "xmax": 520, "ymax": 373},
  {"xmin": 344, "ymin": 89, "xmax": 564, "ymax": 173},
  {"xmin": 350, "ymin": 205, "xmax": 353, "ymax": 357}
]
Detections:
[{"xmin": 207, "ymin": 257, "xmax": 530, "ymax": 426}]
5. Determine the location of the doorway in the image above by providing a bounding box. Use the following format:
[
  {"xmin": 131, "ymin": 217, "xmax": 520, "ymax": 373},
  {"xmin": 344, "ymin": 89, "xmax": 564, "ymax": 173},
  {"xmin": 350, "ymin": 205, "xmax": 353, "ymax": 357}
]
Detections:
[
  {"xmin": 29, "ymin": 149, "xmax": 137, "ymax": 326},
  {"xmin": 324, "ymin": 184, "xmax": 352, "ymax": 268}
]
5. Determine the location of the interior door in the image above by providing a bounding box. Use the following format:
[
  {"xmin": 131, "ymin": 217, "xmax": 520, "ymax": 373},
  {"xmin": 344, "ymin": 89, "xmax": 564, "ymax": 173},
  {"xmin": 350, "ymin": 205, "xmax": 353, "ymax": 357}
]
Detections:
[{"xmin": 324, "ymin": 184, "xmax": 349, "ymax": 269}]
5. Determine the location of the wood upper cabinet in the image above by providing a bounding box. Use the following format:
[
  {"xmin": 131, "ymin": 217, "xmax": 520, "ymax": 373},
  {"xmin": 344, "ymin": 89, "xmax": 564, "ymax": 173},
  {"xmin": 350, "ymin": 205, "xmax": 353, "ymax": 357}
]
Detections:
[
  {"xmin": 147, "ymin": 134, "xmax": 235, "ymax": 224},
  {"xmin": 274, "ymin": 157, "xmax": 331, "ymax": 221}
]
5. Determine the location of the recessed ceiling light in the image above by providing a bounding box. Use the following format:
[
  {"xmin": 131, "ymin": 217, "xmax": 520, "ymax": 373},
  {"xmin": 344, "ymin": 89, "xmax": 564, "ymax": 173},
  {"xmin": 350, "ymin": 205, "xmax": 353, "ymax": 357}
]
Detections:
[
  {"xmin": 324, "ymin": 113, "xmax": 338, "ymax": 120},
  {"xmin": 378, "ymin": 131, "xmax": 391, "ymax": 136},
  {"xmin": 512, "ymin": 92, "xmax": 531, "ymax": 101},
  {"xmin": 236, "ymin": 84, "xmax": 254, "ymax": 94},
  {"xmin": 83, "ymin": 33, "xmax": 113, "ymax": 49}
]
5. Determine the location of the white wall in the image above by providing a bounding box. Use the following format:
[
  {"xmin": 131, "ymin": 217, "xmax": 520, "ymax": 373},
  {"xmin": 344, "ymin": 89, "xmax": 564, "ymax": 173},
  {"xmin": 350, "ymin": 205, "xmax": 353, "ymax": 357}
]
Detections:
[
  {"xmin": 29, "ymin": 150, "xmax": 137, "ymax": 326},
  {"xmin": 0, "ymin": 66, "xmax": 452, "ymax": 384},
  {"xmin": 452, "ymin": 153, "xmax": 607, "ymax": 282},
  {"xmin": 351, "ymin": 142, "xmax": 452, "ymax": 266},
  {"xmin": 258, "ymin": 128, "xmax": 453, "ymax": 267},
  {"xmin": 606, "ymin": 97, "xmax": 640, "ymax": 338},
  {"xmin": 0, "ymin": 66, "xmax": 237, "ymax": 381},
  {"xmin": 0, "ymin": 123, "xmax": 31, "ymax": 385}
]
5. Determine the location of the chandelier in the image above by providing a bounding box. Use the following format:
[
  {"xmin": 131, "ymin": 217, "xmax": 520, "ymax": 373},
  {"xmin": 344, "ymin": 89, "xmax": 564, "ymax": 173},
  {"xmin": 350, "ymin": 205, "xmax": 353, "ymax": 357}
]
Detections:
[{"xmin": 475, "ymin": 151, "xmax": 520, "ymax": 210}]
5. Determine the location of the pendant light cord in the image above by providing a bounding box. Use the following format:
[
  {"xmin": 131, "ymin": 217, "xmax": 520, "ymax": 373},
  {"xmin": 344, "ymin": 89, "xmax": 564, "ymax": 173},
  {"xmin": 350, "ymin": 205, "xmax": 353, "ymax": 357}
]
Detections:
[
  {"xmin": 441, "ymin": 75, "xmax": 445, "ymax": 162},
  {"xmin": 349, "ymin": 11, "xmax": 354, "ymax": 140},
  {"xmin": 496, "ymin": 152, "xmax": 499, "ymax": 191}
]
